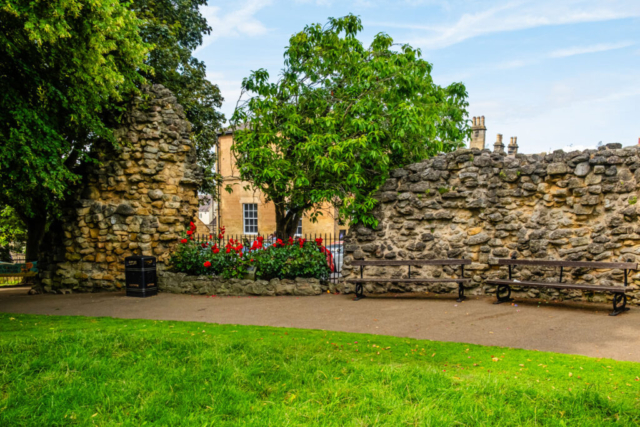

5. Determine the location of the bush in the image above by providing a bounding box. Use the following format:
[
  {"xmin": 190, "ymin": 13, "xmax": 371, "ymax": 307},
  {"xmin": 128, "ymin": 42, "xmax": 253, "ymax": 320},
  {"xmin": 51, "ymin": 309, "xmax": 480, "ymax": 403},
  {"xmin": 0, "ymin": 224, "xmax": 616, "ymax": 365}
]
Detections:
[{"xmin": 169, "ymin": 225, "xmax": 332, "ymax": 281}]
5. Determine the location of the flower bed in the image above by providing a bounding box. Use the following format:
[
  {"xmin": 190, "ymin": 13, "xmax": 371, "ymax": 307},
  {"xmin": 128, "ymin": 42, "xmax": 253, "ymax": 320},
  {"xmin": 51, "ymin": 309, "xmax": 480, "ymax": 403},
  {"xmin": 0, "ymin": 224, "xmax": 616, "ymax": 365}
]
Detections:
[{"xmin": 169, "ymin": 224, "xmax": 334, "ymax": 281}]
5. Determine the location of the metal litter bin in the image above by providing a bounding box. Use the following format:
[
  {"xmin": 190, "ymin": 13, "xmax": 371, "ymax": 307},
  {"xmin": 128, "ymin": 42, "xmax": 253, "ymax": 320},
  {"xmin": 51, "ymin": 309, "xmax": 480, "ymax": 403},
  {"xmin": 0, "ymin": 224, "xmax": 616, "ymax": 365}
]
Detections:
[{"xmin": 125, "ymin": 256, "xmax": 157, "ymax": 297}]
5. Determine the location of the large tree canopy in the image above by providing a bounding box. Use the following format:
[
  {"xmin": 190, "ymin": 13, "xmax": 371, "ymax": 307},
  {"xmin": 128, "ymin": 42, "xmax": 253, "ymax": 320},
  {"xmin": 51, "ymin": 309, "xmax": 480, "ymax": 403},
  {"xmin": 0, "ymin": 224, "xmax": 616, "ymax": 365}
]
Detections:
[
  {"xmin": 0, "ymin": 0, "xmax": 223, "ymax": 260},
  {"xmin": 231, "ymin": 15, "xmax": 469, "ymax": 237},
  {"xmin": 0, "ymin": 0, "xmax": 151, "ymax": 259}
]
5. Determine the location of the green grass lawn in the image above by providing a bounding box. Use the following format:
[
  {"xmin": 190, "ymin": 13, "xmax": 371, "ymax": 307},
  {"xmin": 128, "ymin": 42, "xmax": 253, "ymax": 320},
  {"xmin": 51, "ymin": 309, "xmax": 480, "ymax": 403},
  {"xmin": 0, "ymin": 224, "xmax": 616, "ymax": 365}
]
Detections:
[
  {"xmin": 0, "ymin": 278, "xmax": 24, "ymax": 287},
  {"xmin": 1, "ymin": 313, "xmax": 639, "ymax": 426}
]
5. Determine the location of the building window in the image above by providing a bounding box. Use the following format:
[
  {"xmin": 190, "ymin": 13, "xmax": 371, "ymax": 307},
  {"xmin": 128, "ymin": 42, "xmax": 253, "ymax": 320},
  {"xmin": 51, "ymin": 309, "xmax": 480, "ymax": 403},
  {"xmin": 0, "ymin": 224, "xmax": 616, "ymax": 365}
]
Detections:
[
  {"xmin": 199, "ymin": 212, "xmax": 203, "ymax": 219},
  {"xmin": 295, "ymin": 219, "xmax": 302, "ymax": 236},
  {"xmin": 243, "ymin": 203, "xmax": 258, "ymax": 234}
]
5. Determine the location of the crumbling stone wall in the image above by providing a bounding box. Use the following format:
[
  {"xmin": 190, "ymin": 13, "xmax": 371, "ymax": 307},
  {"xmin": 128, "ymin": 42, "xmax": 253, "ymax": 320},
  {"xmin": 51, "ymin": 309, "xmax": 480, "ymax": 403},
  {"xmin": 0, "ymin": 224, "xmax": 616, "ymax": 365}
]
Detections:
[
  {"xmin": 341, "ymin": 143, "xmax": 640, "ymax": 305},
  {"xmin": 40, "ymin": 85, "xmax": 202, "ymax": 292}
]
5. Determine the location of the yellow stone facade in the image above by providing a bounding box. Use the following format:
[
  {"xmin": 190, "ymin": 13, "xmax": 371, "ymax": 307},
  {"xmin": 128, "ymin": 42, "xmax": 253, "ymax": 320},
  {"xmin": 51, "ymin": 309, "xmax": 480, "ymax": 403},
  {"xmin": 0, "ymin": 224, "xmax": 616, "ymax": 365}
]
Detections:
[{"xmin": 217, "ymin": 132, "xmax": 346, "ymax": 237}]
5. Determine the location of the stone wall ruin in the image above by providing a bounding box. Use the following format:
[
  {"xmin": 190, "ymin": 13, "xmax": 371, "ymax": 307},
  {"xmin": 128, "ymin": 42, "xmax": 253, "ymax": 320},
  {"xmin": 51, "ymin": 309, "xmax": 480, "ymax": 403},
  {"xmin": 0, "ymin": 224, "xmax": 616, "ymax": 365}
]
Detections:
[
  {"xmin": 39, "ymin": 85, "xmax": 202, "ymax": 292},
  {"xmin": 340, "ymin": 143, "xmax": 640, "ymax": 305}
]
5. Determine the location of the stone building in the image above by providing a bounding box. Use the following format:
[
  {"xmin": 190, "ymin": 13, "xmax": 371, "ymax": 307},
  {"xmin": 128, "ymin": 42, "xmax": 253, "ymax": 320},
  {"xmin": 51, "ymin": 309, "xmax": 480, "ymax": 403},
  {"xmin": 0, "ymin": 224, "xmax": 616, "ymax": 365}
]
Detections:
[
  {"xmin": 38, "ymin": 85, "xmax": 202, "ymax": 292},
  {"xmin": 216, "ymin": 128, "xmax": 347, "ymax": 237},
  {"xmin": 340, "ymin": 142, "xmax": 640, "ymax": 305}
]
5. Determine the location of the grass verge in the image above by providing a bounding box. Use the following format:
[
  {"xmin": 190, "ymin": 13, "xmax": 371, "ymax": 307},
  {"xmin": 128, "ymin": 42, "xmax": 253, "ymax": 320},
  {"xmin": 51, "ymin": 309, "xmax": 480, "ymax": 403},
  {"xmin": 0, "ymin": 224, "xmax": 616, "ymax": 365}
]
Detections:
[{"xmin": 1, "ymin": 312, "xmax": 639, "ymax": 425}]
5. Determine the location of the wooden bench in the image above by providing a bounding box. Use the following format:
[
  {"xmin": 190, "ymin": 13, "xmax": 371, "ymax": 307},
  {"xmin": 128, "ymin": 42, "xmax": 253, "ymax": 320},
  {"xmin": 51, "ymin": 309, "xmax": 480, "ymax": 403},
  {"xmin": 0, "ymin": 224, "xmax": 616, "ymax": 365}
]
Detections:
[
  {"xmin": 487, "ymin": 259, "xmax": 638, "ymax": 316},
  {"xmin": 347, "ymin": 259, "xmax": 472, "ymax": 302}
]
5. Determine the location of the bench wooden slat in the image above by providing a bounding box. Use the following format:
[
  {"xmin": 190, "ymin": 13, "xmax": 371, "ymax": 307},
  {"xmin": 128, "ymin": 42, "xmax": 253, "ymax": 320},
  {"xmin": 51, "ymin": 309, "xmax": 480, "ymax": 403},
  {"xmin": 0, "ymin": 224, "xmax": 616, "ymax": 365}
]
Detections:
[
  {"xmin": 347, "ymin": 278, "xmax": 470, "ymax": 283},
  {"xmin": 495, "ymin": 259, "xmax": 637, "ymax": 269},
  {"xmin": 486, "ymin": 279, "xmax": 628, "ymax": 293},
  {"xmin": 351, "ymin": 259, "xmax": 471, "ymax": 266}
]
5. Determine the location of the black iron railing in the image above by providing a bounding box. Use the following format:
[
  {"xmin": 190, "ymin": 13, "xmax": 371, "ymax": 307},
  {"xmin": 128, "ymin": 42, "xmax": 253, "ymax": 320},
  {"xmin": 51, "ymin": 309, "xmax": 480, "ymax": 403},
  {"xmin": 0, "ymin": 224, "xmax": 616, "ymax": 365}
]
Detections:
[{"xmin": 188, "ymin": 232, "xmax": 344, "ymax": 283}]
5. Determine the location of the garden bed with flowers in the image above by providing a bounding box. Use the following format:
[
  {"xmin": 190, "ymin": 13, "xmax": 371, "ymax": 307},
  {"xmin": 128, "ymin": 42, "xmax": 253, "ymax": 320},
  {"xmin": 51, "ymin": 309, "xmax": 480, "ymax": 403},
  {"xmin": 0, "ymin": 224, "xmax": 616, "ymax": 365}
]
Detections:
[{"xmin": 159, "ymin": 223, "xmax": 335, "ymax": 296}]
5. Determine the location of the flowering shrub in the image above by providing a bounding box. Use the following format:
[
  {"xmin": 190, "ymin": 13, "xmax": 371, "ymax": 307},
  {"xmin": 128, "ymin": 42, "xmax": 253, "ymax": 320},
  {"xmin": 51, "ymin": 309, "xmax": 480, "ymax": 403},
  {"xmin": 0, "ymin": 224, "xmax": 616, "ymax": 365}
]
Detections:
[{"xmin": 169, "ymin": 225, "xmax": 333, "ymax": 281}]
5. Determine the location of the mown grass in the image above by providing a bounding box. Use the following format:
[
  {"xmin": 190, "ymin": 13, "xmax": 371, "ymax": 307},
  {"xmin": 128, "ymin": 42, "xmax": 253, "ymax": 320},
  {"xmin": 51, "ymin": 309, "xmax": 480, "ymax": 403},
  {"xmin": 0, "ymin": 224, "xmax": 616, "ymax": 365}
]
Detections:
[
  {"xmin": 0, "ymin": 278, "xmax": 23, "ymax": 287},
  {"xmin": 1, "ymin": 313, "xmax": 639, "ymax": 426}
]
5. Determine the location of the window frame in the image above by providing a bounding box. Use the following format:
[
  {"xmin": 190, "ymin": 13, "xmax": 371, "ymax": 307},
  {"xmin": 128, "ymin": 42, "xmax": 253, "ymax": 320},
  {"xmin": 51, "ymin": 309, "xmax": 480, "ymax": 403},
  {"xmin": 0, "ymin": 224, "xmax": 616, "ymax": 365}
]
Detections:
[
  {"xmin": 295, "ymin": 218, "xmax": 302, "ymax": 237},
  {"xmin": 243, "ymin": 203, "xmax": 258, "ymax": 235}
]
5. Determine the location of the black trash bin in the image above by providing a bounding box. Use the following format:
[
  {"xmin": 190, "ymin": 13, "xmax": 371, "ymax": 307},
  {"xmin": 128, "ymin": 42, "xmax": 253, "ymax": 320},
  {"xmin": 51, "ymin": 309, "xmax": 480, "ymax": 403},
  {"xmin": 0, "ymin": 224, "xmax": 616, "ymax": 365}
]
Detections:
[{"xmin": 125, "ymin": 256, "xmax": 157, "ymax": 297}]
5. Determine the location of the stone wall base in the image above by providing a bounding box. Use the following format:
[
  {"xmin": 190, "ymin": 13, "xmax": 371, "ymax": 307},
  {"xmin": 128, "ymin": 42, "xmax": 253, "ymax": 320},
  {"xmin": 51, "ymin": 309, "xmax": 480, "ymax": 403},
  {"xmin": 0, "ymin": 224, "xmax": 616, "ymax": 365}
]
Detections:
[{"xmin": 159, "ymin": 271, "xmax": 329, "ymax": 296}]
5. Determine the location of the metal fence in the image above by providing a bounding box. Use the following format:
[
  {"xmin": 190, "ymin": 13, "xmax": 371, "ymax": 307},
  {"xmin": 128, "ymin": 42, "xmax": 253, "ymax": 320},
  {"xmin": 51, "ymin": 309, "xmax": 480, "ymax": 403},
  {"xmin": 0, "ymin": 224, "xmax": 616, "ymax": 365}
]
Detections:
[{"xmin": 189, "ymin": 232, "xmax": 344, "ymax": 283}]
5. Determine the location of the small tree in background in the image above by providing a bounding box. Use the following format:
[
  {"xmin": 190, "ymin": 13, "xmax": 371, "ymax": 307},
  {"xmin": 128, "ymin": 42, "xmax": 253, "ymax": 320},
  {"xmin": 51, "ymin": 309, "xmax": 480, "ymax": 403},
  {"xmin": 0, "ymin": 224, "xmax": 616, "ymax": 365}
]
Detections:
[{"xmin": 231, "ymin": 15, "xmax": 470, "ymax": 237}]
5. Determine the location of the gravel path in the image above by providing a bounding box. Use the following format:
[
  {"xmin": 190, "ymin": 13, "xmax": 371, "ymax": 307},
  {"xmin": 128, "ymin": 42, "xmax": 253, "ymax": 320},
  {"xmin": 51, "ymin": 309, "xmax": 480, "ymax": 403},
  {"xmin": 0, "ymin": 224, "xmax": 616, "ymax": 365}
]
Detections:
[{"xmin": 2, "ymin": 287, "xmax": 639, "ymax": 362}]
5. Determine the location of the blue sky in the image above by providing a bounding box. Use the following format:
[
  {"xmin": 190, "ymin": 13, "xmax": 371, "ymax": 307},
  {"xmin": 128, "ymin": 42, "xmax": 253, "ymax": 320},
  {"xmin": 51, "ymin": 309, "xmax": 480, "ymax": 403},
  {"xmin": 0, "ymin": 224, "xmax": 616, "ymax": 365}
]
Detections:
[{"xmin": 196, "ymin": 0, "xmax": 640, "ymax": 154}]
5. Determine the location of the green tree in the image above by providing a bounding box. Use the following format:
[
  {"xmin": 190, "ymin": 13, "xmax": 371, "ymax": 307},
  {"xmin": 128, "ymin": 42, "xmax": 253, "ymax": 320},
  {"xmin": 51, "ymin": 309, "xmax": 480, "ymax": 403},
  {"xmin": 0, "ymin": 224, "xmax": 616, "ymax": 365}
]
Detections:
[
  {"xmin": 231, "ymin": 15, "xmax": 469, "ymax": 237},
  {"xmin": 132, "ymin": 0, "xmax": 225, "ymax": 197},
  {"xmin": 0, "ymin": 0, "xmax": 151, "ymax": 260},
  {"xmin": 0, "ymin": 205, "xmax": 25, "ymax": 262}
]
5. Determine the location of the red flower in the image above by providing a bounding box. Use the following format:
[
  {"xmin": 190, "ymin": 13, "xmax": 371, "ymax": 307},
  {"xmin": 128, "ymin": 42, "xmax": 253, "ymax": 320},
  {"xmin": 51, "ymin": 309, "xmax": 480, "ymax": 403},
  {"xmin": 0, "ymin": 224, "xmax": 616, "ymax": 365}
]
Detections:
[
  {"xmin": 201, "ymin": 243, "xmax": 207, "ymax": 248},
  {"xmin": 315, "ymin": 238, "xmax": 323, "ymax": 246},
  {"xmin": 250, "ymin": 259, "xmax": 254, "ymax": 262},
  {"xmin": 181, "ymin": 238, "xmax": 188, "ymax": 244},
  {"xmin": 189, "ymin": 235, "xmax": 194, "ymax": 240},
  {"xmin": 213, "ymin": 248, "xmax": 220, "ymax": 254},
  {"xmin": 189, "ymin": 221, "xmax": 196, "ymax": 230},
  {"xmin": 218, "ymin": 234, "xmax": 223, "ymax": 239},
  {"xmin": 288, "ymin": 236, "xmax": 294, "ymax": 245},
  {"xmin": 226, "ymin": 248, "xmax": 231, "ymax": 253},
  {"xmin": 276, "ymin": 238, "xmax": 283, "ymax": 247},
  {"xmin": 186, "ymin": 230, "xmax": 193, "ymax": 236},
  {"xmin": 204, "ymin": 261, "xmax": 211, "ymax": 268},
  {"xmin": 257, "ymin": 236, "xmax": 264, "ymax": 243},
  {"xmin": 299, "ymin": 238, "xmax": 306, "ymax": 248},
  {"xmin": 238, "ymin": 252, "xmax": 243, "ymax": 257}
]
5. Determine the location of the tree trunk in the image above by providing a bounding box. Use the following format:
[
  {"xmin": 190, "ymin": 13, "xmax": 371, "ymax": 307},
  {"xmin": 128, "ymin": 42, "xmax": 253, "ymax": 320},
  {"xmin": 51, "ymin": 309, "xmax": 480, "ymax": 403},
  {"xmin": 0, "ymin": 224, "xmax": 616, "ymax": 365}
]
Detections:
[
  {"xmin": 25, "ymin": 214, "xmax": 47, "ymax": 262},
  {"xmin": 275, "ymin": 205, "xmax": 301, "ymax": 239}
]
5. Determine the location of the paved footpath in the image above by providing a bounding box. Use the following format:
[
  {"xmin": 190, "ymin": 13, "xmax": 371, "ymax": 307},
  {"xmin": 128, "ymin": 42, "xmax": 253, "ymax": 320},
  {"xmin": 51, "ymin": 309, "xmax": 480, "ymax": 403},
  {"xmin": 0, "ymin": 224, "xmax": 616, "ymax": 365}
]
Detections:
[{"xmin": 2, "ymin": 286, "xmax": 640, "ymax": 363}]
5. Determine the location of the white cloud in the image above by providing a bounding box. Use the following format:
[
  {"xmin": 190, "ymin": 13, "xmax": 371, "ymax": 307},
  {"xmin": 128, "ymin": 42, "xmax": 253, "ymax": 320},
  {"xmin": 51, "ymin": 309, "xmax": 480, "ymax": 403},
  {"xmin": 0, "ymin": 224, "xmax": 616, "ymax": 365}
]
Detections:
[
  {"xmin": 197, "ymin": 0, "xmax": 273, "ymax": 52},
  {"xmin": 549, "ymin": 41, "xmax": 635, "ymax": 58},
  {"xmin": 468, "ymin": 71, "xmax": 640, "ymax": 153},
  {"xmin": 206, "ymin": 72, "xmax": 243, "ymax": 121},
  {"xmin": 378, "ymin": 0, "xmax": 640, "ymax": 49}
]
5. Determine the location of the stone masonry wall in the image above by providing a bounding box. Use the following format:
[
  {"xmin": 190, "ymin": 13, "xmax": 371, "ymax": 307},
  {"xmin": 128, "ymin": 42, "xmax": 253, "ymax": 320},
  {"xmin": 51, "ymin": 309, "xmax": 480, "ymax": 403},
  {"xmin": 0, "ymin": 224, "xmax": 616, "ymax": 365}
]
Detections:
[
  {"xmin": 40, "ymin": 85, "xmax": 202, "ymax": 292},
  {"xmin": 340, "ymin": 143, "xmax": 640, "ymax": 305},
  {"xmin": 159, "ymin": 271, "xmax": 328, "ymax": 296}
]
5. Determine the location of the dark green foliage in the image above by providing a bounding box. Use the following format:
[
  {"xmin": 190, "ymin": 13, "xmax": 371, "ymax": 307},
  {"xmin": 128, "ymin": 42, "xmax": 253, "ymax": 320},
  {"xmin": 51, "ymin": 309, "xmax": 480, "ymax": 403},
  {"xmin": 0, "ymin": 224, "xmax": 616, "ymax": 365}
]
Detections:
[{"xmin": 252, "ymin": 240, "xmax": 331, "ymax": 281}]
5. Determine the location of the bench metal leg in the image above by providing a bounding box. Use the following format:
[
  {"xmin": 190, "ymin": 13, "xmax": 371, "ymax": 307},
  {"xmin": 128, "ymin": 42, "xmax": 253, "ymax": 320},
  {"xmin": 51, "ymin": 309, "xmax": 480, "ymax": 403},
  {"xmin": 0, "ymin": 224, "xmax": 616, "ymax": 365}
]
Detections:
[
  {"xmin": 456, "ymin": 283, "xmax": 466, "ymax": 303},
  {"xmin": 610, "ymin": 293, "xmax": 629, "ymax": 316},
  {"xmin": 494, "ymin": 284, "xmax": 513, "ymax": 304},
  {"xmin": 353, "ymin": 283, "xmax": 366, "ymax": 301}
]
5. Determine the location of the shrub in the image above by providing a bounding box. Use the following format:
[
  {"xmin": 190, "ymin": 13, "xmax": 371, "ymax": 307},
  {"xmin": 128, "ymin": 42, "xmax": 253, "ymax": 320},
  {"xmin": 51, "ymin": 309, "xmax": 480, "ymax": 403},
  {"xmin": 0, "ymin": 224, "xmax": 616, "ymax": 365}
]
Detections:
[{"xmin": 169, "ymin": 226, "xmax": 332, "ymax": 281}]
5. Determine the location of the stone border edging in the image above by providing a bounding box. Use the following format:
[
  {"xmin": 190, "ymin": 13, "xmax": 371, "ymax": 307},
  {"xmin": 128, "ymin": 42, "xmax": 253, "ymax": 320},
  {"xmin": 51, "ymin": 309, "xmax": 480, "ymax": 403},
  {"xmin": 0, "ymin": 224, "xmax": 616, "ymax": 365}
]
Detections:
[{"xmin": 158, "ymin": 271, "xmax": 329, "ymax": 296}]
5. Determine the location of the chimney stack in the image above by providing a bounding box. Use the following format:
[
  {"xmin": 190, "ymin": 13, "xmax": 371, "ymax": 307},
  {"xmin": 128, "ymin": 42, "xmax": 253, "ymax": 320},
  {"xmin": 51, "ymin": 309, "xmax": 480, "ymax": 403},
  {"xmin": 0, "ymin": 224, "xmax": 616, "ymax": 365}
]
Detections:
[
  {"xmin": 469, "ymin": 115, "xmax": 487, "ymax": 150},
  {"xmin": 494, "ymin": 134, "xmax": 505, "ymax": 154},
  {"xmin": 508, "ymin": 136, "xmax": 519, "ymax": 156}
]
